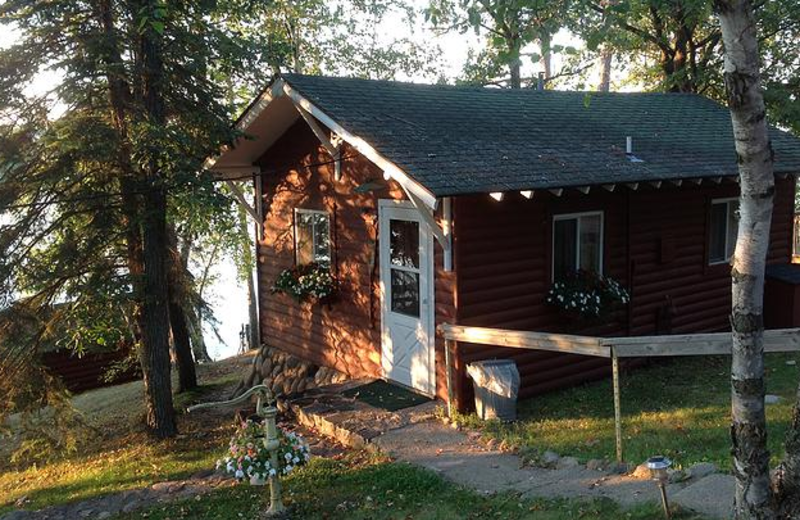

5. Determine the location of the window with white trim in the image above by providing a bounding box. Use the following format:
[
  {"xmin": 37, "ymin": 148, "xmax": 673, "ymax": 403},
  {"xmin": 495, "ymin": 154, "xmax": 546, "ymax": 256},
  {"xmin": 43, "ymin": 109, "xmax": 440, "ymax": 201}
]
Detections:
[
  {"xmin": 552, "ymin": 212, "xmax": 603, "ymax": 281},
  {"xmin": 294, "ymin": 209, "xmax": 331, "ymax": 266},
  {"xmin": 709, "ymin": 198, "xmax": 739, "ymax": 265}
]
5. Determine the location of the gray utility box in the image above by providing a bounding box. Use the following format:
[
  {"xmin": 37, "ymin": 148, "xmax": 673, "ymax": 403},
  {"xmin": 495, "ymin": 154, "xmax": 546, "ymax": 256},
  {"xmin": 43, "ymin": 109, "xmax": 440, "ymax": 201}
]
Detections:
[{"xmin": 467, "ymin": 359, "xmax": 520, "ymax": 422}]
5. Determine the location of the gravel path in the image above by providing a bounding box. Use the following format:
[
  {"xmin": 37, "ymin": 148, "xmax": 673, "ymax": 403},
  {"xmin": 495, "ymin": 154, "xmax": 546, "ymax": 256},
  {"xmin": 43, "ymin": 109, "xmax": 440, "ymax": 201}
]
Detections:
[{"xmin": 373, "ymin": 420, "xmax": 734, "ymax": 519}]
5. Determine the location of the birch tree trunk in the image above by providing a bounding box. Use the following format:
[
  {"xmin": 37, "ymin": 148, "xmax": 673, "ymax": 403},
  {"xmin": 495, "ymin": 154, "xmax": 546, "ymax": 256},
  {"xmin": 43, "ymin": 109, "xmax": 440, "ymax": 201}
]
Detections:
[
  {"xmin": 598, "ymin": 46, "xmax": 613, "ymax": 92},
  {"xmin": 715, "ymin": 0, "xmax": 775, "ymax": 517},
  {"xmin": 540, "ymin": 32, "xmax": 553, "ymax": 81}
]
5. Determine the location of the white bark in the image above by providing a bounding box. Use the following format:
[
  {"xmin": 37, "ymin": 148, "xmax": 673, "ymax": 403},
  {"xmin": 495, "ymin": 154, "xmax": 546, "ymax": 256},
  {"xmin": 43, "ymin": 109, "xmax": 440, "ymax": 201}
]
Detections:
[
  {"xmin": 598, "ymin": 46, "xmax": 613, "ymax": 92},
  {"xmin": 716, "ymin": 0, "xmax": 776, "ymax": 518}
]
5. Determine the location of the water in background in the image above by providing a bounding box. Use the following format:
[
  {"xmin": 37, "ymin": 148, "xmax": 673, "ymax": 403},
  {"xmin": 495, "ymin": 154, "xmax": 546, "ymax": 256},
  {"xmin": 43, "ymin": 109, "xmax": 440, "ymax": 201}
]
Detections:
[{"xmin": 202, "ymin": 257, "xmax": 250, "ymax": 360}]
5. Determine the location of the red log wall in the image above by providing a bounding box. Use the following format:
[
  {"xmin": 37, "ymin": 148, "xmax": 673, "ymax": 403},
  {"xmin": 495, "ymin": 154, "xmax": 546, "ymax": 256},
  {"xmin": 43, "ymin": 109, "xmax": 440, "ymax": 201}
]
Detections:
[
  {"xmin": 452, "ymin": 178, "xmax": 795, "ymax": 404},
  {"xmin": 257, "ymin": 121, "xmax": 455, "ymax": 399},
  {"xmin": 256, "ymin": 118, "xmax": 795, "ymax": 406},
  {"xmin": 42, "ymin": 349, "xmax": 140, "ymax": 394}
]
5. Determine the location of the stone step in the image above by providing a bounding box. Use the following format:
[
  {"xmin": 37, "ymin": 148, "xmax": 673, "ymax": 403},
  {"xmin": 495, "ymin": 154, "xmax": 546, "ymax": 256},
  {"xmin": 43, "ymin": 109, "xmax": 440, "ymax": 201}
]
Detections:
[{"xmin": 671, "ymin": 473, "xmax": 734, "ymax": 519}]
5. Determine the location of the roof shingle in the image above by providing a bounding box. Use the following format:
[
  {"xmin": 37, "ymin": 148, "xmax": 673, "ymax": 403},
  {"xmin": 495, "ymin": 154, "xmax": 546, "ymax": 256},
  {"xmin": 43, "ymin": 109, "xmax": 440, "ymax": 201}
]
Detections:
[{"xmin": 282, "ymin": 74, "xmax": 800, "ymax": 197}]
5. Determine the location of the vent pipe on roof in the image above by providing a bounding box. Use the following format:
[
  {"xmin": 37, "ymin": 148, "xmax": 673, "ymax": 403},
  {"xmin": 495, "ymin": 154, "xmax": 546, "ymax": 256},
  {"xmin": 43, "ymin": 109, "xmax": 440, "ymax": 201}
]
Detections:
[
  {"xmin": 537, "ymin": 72, "xmax": 545, "ymax": 91},
  {"xmin": 625, "ymin": 136, "xmax": 645, "ymax": 163}
]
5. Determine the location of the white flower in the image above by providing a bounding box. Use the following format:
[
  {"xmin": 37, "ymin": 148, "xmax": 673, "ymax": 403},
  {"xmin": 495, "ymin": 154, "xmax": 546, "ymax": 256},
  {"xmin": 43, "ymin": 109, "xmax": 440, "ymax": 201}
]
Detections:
[
  {"xmin": 292, "ymin": 456, "xmax": 300, "ymax": 464},
  {"xmin": 235, "ymin": 469, "xmax": 244, "ymax": 479},
  {"xmin": 269, "ymin": 468, "xmax": 277, "ymax": 477},
  {"xmin": 284, "ymin": 452, "xmax": 292, "ymax": 461}
]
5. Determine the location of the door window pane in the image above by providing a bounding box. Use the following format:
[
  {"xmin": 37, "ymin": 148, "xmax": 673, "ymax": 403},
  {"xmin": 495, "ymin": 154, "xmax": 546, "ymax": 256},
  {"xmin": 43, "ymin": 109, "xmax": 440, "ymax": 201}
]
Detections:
[
  {"xmin": 391, "ymin": 269, "xmax": 420, "ymax": 317},
  {"xmin": 390, "ymin": 220, "xmax": 419, "ymax": 268}
]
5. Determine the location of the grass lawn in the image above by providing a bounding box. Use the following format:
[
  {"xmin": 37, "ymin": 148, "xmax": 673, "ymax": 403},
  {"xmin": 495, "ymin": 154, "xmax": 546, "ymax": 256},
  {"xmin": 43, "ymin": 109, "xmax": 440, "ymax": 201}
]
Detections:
[
  {"xmin": 0, "ymin": 357, "xmax": 249, "ymax": 515},
  {"xmin": 112, "ymin": 451, "xmax": 704, "ymax": 520},
  {"xmin": 457, "ymin": 353, "xmax": 800, "ymax": 471}
]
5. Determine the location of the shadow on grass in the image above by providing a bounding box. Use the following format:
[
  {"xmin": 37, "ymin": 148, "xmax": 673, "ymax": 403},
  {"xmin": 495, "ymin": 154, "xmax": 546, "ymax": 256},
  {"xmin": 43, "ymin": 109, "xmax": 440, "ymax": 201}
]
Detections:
[
  {"xmin": 112, "ymin": 454, "xmax": 705, "ymax": 520},
  {"xmin": 464, "ymin": 353, "xmax": 799, "ymax": 470}
]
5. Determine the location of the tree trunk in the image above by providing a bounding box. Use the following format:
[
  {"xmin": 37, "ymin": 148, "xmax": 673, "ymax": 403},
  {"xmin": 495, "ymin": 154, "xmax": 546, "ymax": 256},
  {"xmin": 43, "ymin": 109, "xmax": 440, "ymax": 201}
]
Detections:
[
  {"xmin": 715, "ymin": 0, "xmax": 775, "ymax": 517},
  {"xmin": 176, "ymin": 232, "xmax": 213, "ymax": 363},
  {"xmin": 185, "ymin": 303, "xmax": 212, "ymax": 362},
  {"xmin": 139, "ymin": 187, "xmax": 177, "ymax": 438},
  {"xmin": 98, "ymin": 0, "xmax": 174, "ymax": 437},
  {"xmin": 246, "ymin": 261, "xmax": 259, "ymax": 350},
  {"xmin": 509, "ymin": 60, "xmax": 522, "ymax": 89},
  {"xmin": 598, "ymin": 46, "xmax": 613, "ymax": 92},
  {"xmin": 168, "ymin": 229, "xmax": 197, "ymax": 392},
  {"xmin": 137, "ymin": 0, "xmax": 176, "ymax": 438},
  {"xmin": 238, "ymin": 205, "xmax": 260, "ymax": 351},
  {"xmin": 540, "ymin": 32, "xmax": 553, "ymax": 81},
  {"xmin": 169, "ymin": 298, "xmax": 197, "ymax": 392}
]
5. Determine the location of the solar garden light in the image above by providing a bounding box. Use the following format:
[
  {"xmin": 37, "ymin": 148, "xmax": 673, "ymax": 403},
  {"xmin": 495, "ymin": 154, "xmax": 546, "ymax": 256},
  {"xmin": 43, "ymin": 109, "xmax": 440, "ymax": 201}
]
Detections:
[
  {"xmin": 647, "ymin": 456, "xmax": 672, "ymax": 519},
  {"xmin": 188, "ymin": 385, "xmax": 286, "ymax": 516}
]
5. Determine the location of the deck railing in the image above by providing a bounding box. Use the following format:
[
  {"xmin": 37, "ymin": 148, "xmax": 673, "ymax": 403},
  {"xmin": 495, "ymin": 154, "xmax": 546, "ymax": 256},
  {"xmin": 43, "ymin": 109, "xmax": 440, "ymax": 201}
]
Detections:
[{"xmin": 439, "ymin": 323, "xmax": 800, "ymax": 462}]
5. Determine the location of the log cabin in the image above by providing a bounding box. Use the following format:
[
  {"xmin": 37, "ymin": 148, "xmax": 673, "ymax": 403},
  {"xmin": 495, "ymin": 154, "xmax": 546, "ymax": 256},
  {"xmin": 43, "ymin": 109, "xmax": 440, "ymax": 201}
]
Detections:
[{"xmin": 208, "ymin": 74, "xmax": 800, "ymax": 409}]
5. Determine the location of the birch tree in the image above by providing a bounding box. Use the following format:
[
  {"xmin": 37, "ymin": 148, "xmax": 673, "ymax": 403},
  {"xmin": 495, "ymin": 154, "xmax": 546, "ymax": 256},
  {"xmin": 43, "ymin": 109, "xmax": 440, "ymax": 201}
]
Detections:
[{"xmin": 715, "ymin": 0, "xmax": 775, "ymax": 517}]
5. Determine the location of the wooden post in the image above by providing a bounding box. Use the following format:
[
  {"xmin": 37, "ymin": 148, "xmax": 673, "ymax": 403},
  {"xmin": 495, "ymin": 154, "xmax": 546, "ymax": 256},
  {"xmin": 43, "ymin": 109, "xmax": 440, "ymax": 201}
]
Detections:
[
  {"xmin": 445, "ymin": 338, "xmax": 455, "ymax": 418},
  {"xmin": 612, "ymin": 349, "xmax": 623, "ymax": 463}
]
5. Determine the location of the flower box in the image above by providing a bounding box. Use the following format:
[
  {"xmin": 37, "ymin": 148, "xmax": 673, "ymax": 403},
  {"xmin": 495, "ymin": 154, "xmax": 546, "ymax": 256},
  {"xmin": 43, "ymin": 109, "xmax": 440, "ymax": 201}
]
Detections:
[
  {"xmin": 271, "ymin": 262, "xmax": 336, "ymax": 303},
  {"xmin": 546, "ymin": 270, "xmax": 630, "ymax": 322}
]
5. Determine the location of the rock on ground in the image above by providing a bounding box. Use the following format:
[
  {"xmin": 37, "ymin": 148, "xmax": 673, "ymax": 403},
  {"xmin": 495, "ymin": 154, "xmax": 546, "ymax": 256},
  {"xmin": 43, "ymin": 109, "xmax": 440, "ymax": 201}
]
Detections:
[
  {"xmin": 671, "ymin": 474, "xmax": 734, "ymax": 519},
  {"xmin": 687, "ymin": 462, "xmax": 718, "ymax": 480}
]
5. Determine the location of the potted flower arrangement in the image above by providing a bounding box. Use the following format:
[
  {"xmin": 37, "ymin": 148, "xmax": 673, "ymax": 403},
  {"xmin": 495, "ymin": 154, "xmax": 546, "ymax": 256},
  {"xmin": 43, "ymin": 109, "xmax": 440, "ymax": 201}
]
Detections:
[
  {"xmin": 271, "ymin": 262, "xmax": 336, "ymax": 303},
  {"xmin": 546, "ymin": 269, "xmax": 630, "ymax": 322},
  {"xmin": 216, "ymin": 419, "xmax": 311, "ymax": 485}
]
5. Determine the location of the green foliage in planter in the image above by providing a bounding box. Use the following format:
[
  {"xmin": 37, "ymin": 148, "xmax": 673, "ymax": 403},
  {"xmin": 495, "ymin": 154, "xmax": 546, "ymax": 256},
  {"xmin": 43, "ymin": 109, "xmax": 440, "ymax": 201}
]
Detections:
[
  {"xmin": 271, "ymin": 262, "xmax": 336, "ymax": 303},
  {"xmin": 546, "ymin": 270, "xmax": 629, "ymax": 320}
]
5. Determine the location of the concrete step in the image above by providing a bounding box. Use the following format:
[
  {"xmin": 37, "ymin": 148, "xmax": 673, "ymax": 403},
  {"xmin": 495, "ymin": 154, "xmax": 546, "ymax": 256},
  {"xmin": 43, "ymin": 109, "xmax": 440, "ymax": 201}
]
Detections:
[{"xmin": 671, "ymin": 473, "xmax": 734, "ymax": 519}]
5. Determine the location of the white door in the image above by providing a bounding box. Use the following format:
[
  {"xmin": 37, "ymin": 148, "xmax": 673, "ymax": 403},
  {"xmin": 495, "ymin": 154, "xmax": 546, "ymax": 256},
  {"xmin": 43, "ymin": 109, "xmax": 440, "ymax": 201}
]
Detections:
[{"xmin": 379, "ymin": 200, "xmax": 435, "ymax": 395}]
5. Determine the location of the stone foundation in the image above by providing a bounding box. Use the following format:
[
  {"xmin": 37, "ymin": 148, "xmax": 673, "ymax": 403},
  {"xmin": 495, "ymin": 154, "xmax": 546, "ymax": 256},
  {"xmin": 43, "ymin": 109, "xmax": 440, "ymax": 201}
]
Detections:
[{"xmin": 231, "ymin": 345, "xmax": 348, "ymax": 400}]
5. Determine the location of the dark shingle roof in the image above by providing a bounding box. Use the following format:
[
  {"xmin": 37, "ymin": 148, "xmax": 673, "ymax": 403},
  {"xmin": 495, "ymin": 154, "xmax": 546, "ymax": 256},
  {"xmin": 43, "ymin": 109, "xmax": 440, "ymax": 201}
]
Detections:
[{"xmin": 282, "ymin": 74, "xmax": 800, "ymax": 197}]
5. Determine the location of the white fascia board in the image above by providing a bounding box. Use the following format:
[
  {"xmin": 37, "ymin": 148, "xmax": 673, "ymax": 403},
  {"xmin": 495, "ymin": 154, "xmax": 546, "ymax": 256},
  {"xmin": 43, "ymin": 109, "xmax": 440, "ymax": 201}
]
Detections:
[
  {"xmin": 208, "ymin": 165, "xmax": 261, "ymax": 179},
  {"xmin": 281, "ymin": 82, "xmax": 438, "ymax": 211}
]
